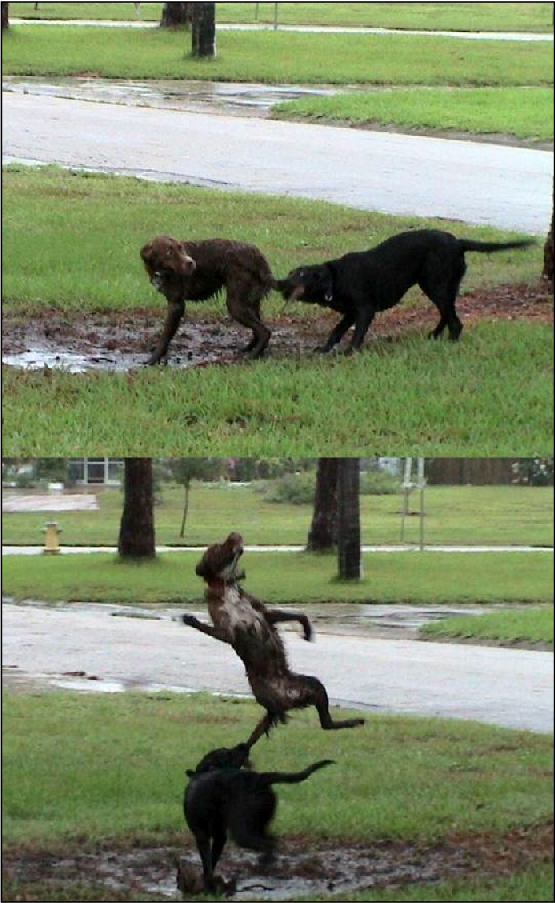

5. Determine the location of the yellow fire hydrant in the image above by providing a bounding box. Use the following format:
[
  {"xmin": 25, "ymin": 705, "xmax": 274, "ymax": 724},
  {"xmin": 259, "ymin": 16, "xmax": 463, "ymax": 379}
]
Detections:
[{"xmin": 42, "ymin": 521, "xmax": 62, "ymax": 555}]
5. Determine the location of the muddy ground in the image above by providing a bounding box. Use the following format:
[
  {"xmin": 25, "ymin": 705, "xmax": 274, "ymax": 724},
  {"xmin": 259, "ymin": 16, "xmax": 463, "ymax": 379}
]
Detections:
[
  {"xmin": 2, "ymin": 284, "xmax": 552, "ymax": 374},
  {"xmin": 2, "ymin": 822, "xmax": 552, "ymax": 901}
]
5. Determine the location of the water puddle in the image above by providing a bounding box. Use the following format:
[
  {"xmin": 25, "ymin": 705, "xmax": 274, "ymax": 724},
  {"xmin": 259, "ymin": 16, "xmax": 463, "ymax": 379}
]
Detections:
[{"xmin": 2, "ymin": 76, "xmax": 351, "ymax": 118}]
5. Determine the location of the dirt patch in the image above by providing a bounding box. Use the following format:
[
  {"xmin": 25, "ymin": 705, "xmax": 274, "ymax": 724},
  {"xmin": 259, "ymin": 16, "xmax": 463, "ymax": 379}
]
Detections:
[
  {"xmin": 2, "ymin": 284, "xmax": 552, "ymax": 374},
  {"xmin": 2, "ymin": 823, "xmax": 552, "ymax": 901}
]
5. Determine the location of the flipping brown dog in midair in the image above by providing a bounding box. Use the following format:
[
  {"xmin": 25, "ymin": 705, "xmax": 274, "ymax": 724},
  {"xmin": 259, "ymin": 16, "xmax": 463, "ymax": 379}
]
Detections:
[{"xmin": 181, "ymin": 532, "xmax": 364, "ymax": 746}]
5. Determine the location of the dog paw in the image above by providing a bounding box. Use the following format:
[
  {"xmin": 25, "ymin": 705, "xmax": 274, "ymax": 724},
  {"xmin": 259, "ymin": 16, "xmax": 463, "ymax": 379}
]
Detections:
[{"xmin": 181, "ymin": 613, "xmax": 199, "ymax": 628}]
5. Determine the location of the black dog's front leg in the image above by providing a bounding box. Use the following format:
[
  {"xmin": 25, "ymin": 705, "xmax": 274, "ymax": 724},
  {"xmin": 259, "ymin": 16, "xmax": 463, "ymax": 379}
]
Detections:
[
  {"xmin": 347, "ymin": 307, "xmax": 375, "ymax": 353},
  {"xmin": 181, "ymin": 614, "xmax": 232, "ymax": 645},
  {"xmin": 147, "ymin": 299, "xmax": 185, "ymax": 365},
  {"xmin": 314, "ymin": 313, "xmax": 355, "ymax": 353},
  {"xmin": 265, "ymin": 609, "xmax": 313, "ymax": 642}
]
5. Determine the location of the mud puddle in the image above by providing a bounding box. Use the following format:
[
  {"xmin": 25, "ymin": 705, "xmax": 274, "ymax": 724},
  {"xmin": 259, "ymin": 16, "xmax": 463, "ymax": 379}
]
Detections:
[
  {"xmin": 2, "ymin": 75, "xmax": 351, "ymax": 118},
  {"xmin": 4, "ymin": 822, "xmax": 553, "ymax": 900},
  {"xmin": 3, "ymin": 284, "xmax": 552, "ymax": 374},
  {"xmin": 1, "ymin": 312, "xmax": 326, "ymax": 373}
]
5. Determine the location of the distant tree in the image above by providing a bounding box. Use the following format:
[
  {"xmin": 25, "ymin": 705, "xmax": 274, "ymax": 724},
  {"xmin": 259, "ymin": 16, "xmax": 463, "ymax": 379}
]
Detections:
[
  {"xmin": 167, "ymin": 458, "xmax": 223, "ymax": 537},
  {"xmin": 2, "ymin": 4, "xmax": 9, "ymax": 30},
  {"xmin": 118, "ymin": 459, "xmax": 156, "ymax": 559},
  {"xmin": 160, "ymin": 2, "xmax": 193, "ymax": 28},
  {"xmin": 543, "ymin": 179, "xmax": 554, "ymax": 286},
  {"xmin": 307, "ymin": 458, "xmax": 339, "ymax": 551},
  {"xmin": 192, "ymin": 2, "xmax": 216, "ymax": 57},
  {"xmin": 337, "ymin": 458, "xmax": 361, "ymax": 580}
]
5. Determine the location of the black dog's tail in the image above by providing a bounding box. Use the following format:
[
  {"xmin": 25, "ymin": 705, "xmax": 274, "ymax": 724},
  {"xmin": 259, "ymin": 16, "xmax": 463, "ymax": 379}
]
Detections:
[
  {"xmin": 458, "ymin": 238, "xmax": 535, "ymax": 254},
  {"xmin": 260, "ymin": 759, "xmax": 335, "ymax": 787}
]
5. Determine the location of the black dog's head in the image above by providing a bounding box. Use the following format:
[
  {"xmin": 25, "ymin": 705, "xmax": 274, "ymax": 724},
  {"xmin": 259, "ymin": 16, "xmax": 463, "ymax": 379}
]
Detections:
[
  {"xmin": 275, "ymin": 264, "xmax": 334, "ymax": 306},
  {"xmin": 195, "ymin": 532, "xmax": 245, "ymax": 584},
  {"xmin": 186, "ymin": 743, "xmax": 251, "ymax": 778}
]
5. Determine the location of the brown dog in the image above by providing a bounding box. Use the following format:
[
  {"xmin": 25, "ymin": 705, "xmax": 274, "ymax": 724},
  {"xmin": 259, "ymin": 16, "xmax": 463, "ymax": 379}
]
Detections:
[
  {"xmin": 140, "ymin": 236, "xmax": 273, "ymax": 363},
  {"xmin": 181, "ymin": 533, "xmax": 365, "ymax": 745}
]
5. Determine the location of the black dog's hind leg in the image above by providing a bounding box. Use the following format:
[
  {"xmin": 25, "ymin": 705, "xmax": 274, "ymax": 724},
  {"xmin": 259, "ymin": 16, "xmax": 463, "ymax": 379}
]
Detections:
[
  {"xmin": 211, "ymin": 826, "xmax": 227, "ymax": 872},
  {"xmin": 195, "ymin": 830, "xmax": 217, "ymax": 893},
  {"xmin": 315, "ymin": 313, "xmax": 355, "ymax": 353}
]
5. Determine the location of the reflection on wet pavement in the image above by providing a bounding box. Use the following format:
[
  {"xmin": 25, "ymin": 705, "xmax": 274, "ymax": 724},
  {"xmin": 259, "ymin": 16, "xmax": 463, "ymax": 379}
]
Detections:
[{"xmin": 2, "ymin": 75, "xmax": 351, "ymax": 117}]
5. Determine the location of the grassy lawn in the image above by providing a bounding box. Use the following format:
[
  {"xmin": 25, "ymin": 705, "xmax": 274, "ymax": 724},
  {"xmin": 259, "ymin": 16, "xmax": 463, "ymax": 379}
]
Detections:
[
  {"xmin": 2, "ymin": 167, "xmax": 544, "ymax": 317},
  {"xmin": 3, "ymin": 168, "xmax": 552, "ymax": 457},
  {"xmin": 2, "ymin": 550, "xmax": 553, "ymax": 605},
  {"xmin": 3, "ymin": 321, "xmax": 553, "ymax": 457},
  {"xmin": 2, "ymin": 691, "xmax": 553, "ymax": 845},
  {"xmin": 273, "ymin": 87, "xmax": 555, "ymax": 142},
  {"xmin": 2, "ymin": 26, "xmax": 553, "ymax": 85},
  {"xmin": 421, "ymin": 606, "xmax": 554, "ymax": 646},
  {"xmin": 2, "ymin": 484, "xmax": 553, "ymax": 548},
  {"xmin": 1, "ymin": 691, "xmax": 553, "ymax": 901},
  {"xmin": 10, "ymin": 2, "xmax": 555, "ymax": 32}
]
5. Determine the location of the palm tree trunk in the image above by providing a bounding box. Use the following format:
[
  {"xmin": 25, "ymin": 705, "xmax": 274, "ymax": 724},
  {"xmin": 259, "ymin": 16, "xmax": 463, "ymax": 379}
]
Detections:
[
  {"xmin": 337, "ymin": 458, "xmax": 361, "ymax": 580},
  {"xmin": 192, "ymin": 2, "xmax": 216, "ymax": 57},
  {"xmin": 2, "ymin": 4, "xmax": 9, "ymax": 30},
  {"xmin": 118, "ymin": 459, "xmax": 156, "ymax": 559},
  {"xmin": 307, "ymin": 458, "xmax": 339, "ymax": 551},
  {"xmin": 543, "ymin": 179, "xmax": 554, "ymax": 286}
]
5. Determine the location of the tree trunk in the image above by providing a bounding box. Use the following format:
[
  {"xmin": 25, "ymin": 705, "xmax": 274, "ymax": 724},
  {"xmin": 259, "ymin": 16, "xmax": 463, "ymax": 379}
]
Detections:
[
  {"xmin": 160, "ymin": 2, "xmax": 193, "ymax": 28},
  {"xmin": 118, "ymin": 459, "xmax": 156, "ymax": 559},
  {"xmin": 179, "ymin": 479, "xmax": 191, "ymax": 538},
  {"xmin": 543, "ymin": 180, "xmax": 554, "ymax": 286},
  {"xmin": 337, "ymin": 458, "xmax": 361, "ymax": 580},
  {"xmin": 307, "ymin": 458, "xmax": 339, "ymax": 551},
  {"xmin": 2, "ymin": 4, "xmax": 9, "ymax": 30},
  {"xmin": 192, "ymin": 2, "xmax": 216, "ymax": 57}
]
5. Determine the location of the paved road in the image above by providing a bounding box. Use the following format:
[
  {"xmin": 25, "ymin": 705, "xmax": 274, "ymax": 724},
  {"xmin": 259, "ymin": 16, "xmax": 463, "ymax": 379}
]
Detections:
[
  {"xmin": 3, "ymin": 92, "xmax": 552, "ymax": 233},
  {"xmin": 11, "ymin": 19, "xmax": 554, "ymax": 40},
  {"xmin": 3, "ymin": 544, "xmax": 553, "ymax": 555},
  {"xmin": 2, "ymin": 602, "xmax": 553, "ymax": 733}
]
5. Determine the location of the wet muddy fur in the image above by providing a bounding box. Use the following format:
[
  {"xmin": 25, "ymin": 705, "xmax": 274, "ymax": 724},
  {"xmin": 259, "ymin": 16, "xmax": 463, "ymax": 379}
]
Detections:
[
  {"xmin": 183, "ymin": 742, "xmax": 334, "ymax": 893},
  {"xmin": 182, "ymin": 532, "xmax": 365, "ymax": 744},
  {"xmin": 140, "ymin": 236, "xmax": 273, "ymax": 363}
]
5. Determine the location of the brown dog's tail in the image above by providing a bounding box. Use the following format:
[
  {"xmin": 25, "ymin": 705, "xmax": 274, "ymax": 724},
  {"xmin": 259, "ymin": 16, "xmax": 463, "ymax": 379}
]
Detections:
[
  {"xmin": 260, "ymin": 759, "xmax": 335, "ymax": 787},
  {"xmin": 458, "ymin": 238, "xmax": 535, "ymax": 254}
]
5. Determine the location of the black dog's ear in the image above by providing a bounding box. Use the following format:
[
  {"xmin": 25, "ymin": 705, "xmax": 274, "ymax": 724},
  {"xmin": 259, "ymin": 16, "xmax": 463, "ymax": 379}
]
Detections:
[{"xmin": 186, "ymin": 769, "xmax": 195, "ymax": 777}]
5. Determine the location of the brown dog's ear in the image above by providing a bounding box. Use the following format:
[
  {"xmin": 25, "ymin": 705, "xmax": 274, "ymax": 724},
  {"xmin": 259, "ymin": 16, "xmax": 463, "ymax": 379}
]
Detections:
[
  {"xmin": 195, "ymin": 557, "xmax": 209, "ymax": 579},
  {"xmin": 140, "ymin": 241, "xmax": 153, "ymax": 263}
]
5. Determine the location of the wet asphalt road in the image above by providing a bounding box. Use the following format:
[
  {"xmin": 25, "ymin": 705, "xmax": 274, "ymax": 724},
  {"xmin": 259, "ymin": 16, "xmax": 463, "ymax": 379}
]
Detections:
[
  {"xmin": 3, "ymin": 602, "xmax": 553, "ymax": 734},
  {"xmin": 2, "ymin": 91, "xmax": 552, "ymax": 233}
]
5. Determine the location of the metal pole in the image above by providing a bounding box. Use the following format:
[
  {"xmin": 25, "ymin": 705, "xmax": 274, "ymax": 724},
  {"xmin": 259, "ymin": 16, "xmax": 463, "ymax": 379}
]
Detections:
[
  {"xmin": 418, "ymin": 457, "xmax": 425, "ymax": 551},
  {"xmin": 274, "ymin": 2, "xmax": 278, "ymax": 30},
  {"xmin": 400, "ymin": 457, "xmax": 412, "ymax": 543}
]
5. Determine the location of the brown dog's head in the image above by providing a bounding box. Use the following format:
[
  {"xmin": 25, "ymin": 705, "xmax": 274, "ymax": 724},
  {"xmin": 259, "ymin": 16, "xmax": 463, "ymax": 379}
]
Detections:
[
  {"xmin": 275, "ymin": 263, "xmax": 334, "ymax": 306},
  {"xmin": 195, "ymin": 533, "xmax": 245, "ymax": 584},
  {"xmin": 140, "ymin": 235, "xmax": 196, "ymax": 283}
]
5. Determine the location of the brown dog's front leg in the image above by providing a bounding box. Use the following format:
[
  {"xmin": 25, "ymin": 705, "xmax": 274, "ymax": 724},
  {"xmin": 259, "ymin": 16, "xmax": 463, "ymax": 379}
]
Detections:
[
  {"xmin": 181, "ymin": 614, "xmax": 231, "ymax": 645},
  {"xmin": 265, "ymin": 609, "xmax": 313, "ymax": 641},
  {"xmin": 147, "ymin": 300, "xmax": 185, "ymax": 365}
]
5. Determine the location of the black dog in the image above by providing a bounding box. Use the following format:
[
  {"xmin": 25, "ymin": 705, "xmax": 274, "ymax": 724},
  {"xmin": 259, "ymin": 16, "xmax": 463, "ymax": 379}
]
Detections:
[
  {"xmin": 184, "ymin": 743, "xmax": 334, "ymax": 893},
  {"xmin": 275, "ymin": 229, "xmax": 534, "ymax": 353}
]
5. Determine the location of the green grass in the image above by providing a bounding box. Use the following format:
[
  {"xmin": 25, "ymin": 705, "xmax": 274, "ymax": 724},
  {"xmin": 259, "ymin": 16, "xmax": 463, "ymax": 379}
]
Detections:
[
  {"xmin": 2, "ymin": 167, "xmax": 544, "ymax": 316},
  {"xmin": 10, "ymin": 2, "xmax": 555, "ymax": 32},
  {"xmin": 3, "ymin": 321, "xmax": 553, "ymax": 456},
  {"xmin": 2, "ymin": 550, "xmax": 553, "ymax": 605},
  {"xmin": 273, "ymin": 87, "xmax": 555, "ymax": 142},
  {"xmin": 2, "ymin": 691, "xmax": 553, "ymax": 847},
  {"xmin": 2, "ymin": 26, "xmax": 553, "ymax": 85},
  {"xmin": 2, "ymin": 484, "xmax": 553, "ymax": 548},
  {"xmin": 421, "ymin": 606, "xmax": 554, "ymax": 646}
]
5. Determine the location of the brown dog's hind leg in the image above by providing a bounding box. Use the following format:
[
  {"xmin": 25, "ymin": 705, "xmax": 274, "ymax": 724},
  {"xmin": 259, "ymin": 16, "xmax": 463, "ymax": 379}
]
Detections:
[
  {"xmin": 303, "ymin": 676, "xmax": 365, "ymax": 730},
  {"xmin": 227, "ymin": 290, "xmax": 271, "ymax": 360}
]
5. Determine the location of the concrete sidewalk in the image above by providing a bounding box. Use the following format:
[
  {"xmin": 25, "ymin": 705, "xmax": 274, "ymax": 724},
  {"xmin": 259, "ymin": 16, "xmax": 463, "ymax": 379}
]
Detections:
[
  {"xmin": 11, "ymin": 19, "xmax": 554, "ymax": 41},
  {"xmin": 2, "ymin": 544, "xmax": 553, "ymax": 556}
]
